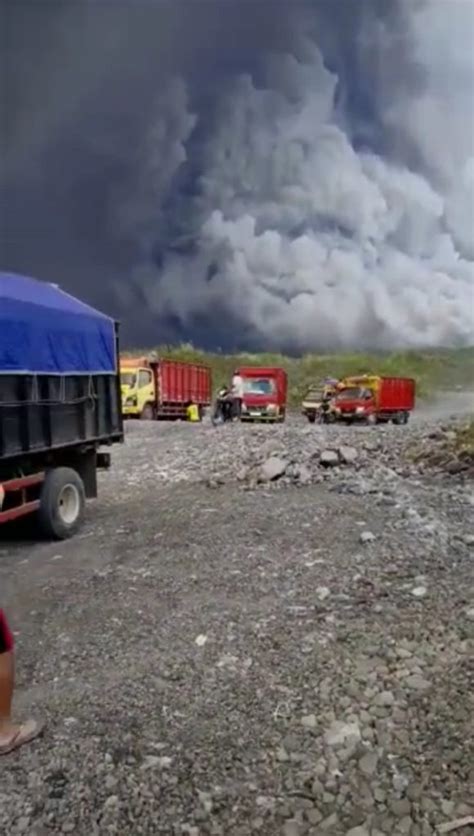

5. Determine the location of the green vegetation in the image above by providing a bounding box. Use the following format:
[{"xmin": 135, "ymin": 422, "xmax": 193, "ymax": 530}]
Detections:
[
  {"xmin": 455, "ymin": 418, "xmax": 474, "ymax": 455},
  {"xmin": 124, "ymin": 345, "xmax": 474, "ymax": 406}
]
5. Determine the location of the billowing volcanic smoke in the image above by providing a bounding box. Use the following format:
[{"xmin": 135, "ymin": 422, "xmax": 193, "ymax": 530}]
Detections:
[{"xmin": 2, "ymin": 0, "xmax": 474, "ymax": 349}]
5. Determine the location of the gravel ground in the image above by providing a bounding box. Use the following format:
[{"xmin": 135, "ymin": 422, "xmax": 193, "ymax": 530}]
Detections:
[{"xmin": 1, "ymin": 401, "xmax": 473, "ymax": 836}]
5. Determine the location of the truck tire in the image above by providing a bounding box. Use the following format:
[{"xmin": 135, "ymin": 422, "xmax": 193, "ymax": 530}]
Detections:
[
  {"xmin": 307, "ymin": 413, "xmax": 316, "ymax": 424},
  {"xmin": 38, "ymin": 467, "xmax": 85, "ymax": 540},
  {"xmin": 141, "ymin": 404, "xmax": 155, "ymax": 421},
  {"xmin": 392, "ymin": 412, "xmax": 405, "ymax": 425}
]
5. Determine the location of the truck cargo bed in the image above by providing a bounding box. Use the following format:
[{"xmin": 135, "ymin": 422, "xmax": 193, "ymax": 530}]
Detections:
[
  {"xmin": 0, "ymin": 373, "xmax": 122, "ymax": 463},
  {"xmin": 155, "ymin": 360, "xmax": 212, "ymax": 407},
  {"xmin": 378, "ymin": 377, "xmax": 415, "ymax": 411}
]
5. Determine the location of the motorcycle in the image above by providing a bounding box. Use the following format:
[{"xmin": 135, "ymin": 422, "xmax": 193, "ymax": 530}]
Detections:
[
  {"xmin": 212, "ymin": 392, "xmax": 235, "ymax": 425},
  {"xmin": 316, "ymin": 399, "xmax": 336, "ymax": 424}
]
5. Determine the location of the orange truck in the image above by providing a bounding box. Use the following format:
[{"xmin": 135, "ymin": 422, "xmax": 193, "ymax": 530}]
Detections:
[{"xmin": 120, "ymin": 356, "xmax": 212, "ymax": 420}]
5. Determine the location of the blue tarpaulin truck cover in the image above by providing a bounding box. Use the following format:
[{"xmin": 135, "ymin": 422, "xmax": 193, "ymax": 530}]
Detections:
[{"xmin": 0, "ymin": 272, "xmax": 116, "ymax": 374}]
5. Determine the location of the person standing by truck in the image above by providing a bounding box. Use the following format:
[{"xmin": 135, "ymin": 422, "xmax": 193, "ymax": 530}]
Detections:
[
  {"xmin": 319, "ymin": 389, "xmax": 334, "ymax": 423},
  {"xmin": 185, "ymin": 400, "xmax": 200, "ymax": 422},
  {"xmin": 0, "ymin": 609, "xmax": 42, "ymax": 755},
  {"xmin": 231, "ymin": 370, "xmax": 244, "ymax": 420}
]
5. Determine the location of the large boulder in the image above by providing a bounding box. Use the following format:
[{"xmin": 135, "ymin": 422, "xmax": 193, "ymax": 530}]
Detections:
[{"xmin": 259, "ymin": 456, "xmax": 288, "ymax": 482}]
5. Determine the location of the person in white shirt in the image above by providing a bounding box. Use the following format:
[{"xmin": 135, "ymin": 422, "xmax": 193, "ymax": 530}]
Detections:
[{"xmin": 231, "ymin": 371, "xmax": 244, "ymax": 420}]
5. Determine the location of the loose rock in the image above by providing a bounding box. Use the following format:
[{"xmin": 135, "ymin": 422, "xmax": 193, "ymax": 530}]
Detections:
[
  {"xmin": 359, "ymin": 751, "xmax": 379, "ymax": 776},
  {"xmin": 405, "ymin": 674, "xmax": 431, "ymax": 691},
  {"xmin": 301, "ymin": 714, "xmax": 317, "ymax": 730},
  {"xmin": 320, "ymin": 450, "xmax": 340, "ymax": 467},
  {"xmin": 325, "ymin": 721, "xmax": 361, "ymax": 747},
  {"xmin": 259, "ymin": 456, "xmax": 288, "ymax": 482},
  {"xmin": 338, "ymin": 446, "xmax": 359, "ymax": 465}
]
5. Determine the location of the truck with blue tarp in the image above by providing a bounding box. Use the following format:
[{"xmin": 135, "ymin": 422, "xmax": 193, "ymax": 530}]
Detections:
[{"xmin": 0, "ymin": 272, "xmax": 123, "ymax": 539}]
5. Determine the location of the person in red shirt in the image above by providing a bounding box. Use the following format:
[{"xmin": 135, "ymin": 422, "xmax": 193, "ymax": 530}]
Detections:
[{"xmin": 0, "ymin": 609, "xmax": 42, "ymax": 755}]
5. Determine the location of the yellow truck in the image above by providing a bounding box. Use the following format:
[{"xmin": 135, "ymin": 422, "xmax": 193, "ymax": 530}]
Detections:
[
  {"xmin": 120, "ymin": 357, "xmax": 155, "ymax": 419},
  {"xmin": 120, "ymin": 356, "xmax": 212, "ymax": 420}
]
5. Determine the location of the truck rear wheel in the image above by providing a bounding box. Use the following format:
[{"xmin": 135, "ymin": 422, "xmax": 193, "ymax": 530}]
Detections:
[
  {"xmin": 38, "ymin": 467, "xmax": 85, "ymax": 540},
  {"xmin": 307, "ymin": 413, "xmax": 316, "ymax": 424},
  {"xmin": 141, "ymin": 404, "xmax": 155, "ymax": 421}
]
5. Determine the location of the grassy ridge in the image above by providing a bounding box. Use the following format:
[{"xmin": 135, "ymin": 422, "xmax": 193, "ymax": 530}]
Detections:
[
  {"xmin": 455, "ymin": 419, "xmax": 474, "ymax": 455},
  {"xmin": 123, "ymin": 346, "xmax": 474, "ymax": 406}
]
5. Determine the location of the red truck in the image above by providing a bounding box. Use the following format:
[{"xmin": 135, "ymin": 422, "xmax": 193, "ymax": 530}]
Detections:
[
  {"xmin": 333, "ymin": 375, "xmax": 415, "ymax": 425},
  {"xmin": 236, "ymin": 367, "xmax": 288, "ymax": 422},
  {"xmin": 120, "ymin": 356, "xmax": 212, "ymax": 419}
]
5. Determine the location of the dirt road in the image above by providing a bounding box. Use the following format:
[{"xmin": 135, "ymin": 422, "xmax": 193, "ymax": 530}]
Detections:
[
  {"xmin": 1, "ymin": 412, "xmax": 473, "ymax": 836},
  {"xmin": 412, "ymin": 390, "xmax": 474, "ymax": 423}
]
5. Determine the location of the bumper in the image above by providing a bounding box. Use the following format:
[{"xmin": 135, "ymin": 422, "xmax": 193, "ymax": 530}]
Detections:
[
  {"xmin": 338, "ymin": 412, "xmax": 367, "ymax": 421},
  {"xmin": 122, "ymin": 405, "xmax": 140, "ymax": 417},
  {"xmin": 241, "ymin": 408, "xmax": 282, "ymax": 422},
  {"xmin": 241, "ymin": 415, "xmax": 280, "ymax": 422}
]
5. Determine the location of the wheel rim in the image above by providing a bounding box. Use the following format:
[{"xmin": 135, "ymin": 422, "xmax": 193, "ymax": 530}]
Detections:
[{"xmin": 57, "ymin": 484, "xmax": 80, "ymax": 525}]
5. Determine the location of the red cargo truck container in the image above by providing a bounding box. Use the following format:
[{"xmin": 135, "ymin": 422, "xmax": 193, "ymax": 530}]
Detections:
[
  {"xmin": 334, "ymin": 375, "xmax": 415, "ymax": 425},
  {"xmin": 121, "ymin": 356, "xmax": 212, "ymax": 420},
  {"xmin": 153, "ymin": 359, "xmax": 212, "ymax": 418},
  {"xmin": 237, "ymin": 366, "xmax": 288, "ymax": 422}
]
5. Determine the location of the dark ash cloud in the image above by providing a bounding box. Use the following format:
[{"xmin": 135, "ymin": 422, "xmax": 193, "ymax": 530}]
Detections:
[{"xmin": 2, "ymin": 0, "xmax": 473, "ymax": 349}]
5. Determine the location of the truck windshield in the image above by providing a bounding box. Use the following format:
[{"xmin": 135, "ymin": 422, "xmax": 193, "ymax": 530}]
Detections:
[
  {"xmin": 242, "ymin": 378, "xmax": 276, "ymax": 395},
  {"xmin": 121, "ymin": 372, "xmax": 137, "ymax": 387},
  {"xmin": 337, "ymin": 387, "xmax": 367, "ymax": 400}
]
